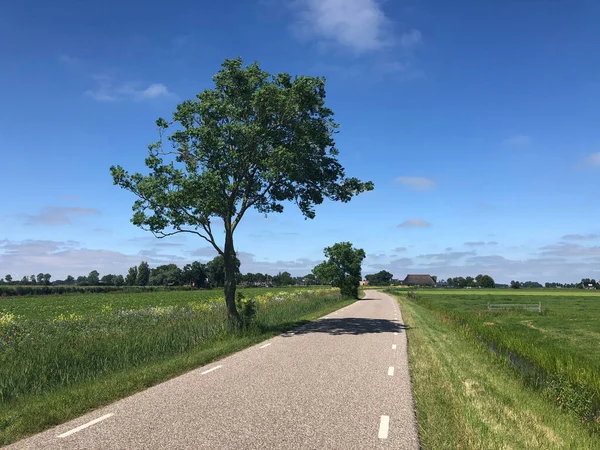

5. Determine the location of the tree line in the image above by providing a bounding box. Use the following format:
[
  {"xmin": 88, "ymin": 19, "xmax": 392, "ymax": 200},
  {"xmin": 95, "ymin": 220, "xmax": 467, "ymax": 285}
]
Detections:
[{"xmin": 1, "ymin": 256, "xmax": 324, "ymax": 289}]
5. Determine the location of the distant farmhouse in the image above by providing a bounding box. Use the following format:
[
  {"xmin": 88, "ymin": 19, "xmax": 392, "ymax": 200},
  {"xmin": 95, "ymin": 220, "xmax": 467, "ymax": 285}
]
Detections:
[{"xmin": 402, "ymin": 274, "xmax": 435, "ymax": 287}]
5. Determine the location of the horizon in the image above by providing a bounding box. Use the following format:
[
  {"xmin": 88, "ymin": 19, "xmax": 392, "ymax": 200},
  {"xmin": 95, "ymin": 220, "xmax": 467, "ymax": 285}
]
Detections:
[{"xmin": 2, "ymin": 0, "xmax": 600, "ymax": 285}]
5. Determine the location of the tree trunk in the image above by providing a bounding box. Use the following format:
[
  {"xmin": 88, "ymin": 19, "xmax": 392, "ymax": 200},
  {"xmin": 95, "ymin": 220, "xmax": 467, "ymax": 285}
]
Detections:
[{"xmin": 223, "ymin": 226, "xmax": 240, "ymax": 324}]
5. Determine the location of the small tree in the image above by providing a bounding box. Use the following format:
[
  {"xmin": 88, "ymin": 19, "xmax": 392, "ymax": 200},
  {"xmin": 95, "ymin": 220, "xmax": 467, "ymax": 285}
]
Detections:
[
  {"xmin": 313, "ymin": 242, "xmax": 366, "ymax": 299},
  {"xmin": 4, "ymin": 274, "xmax": 12, "ymax": 284},
  {"xmin": 182, "ymin": 261, "xmax": 207, "ymax": 288},
  {"xmin": 87, "ymin": 270, "xmax": 100, "ymax": 286},
  {"xmin": 125, "ymin": 266, "xmax": 138, "ymax": 286},
  {"xmin": 136, "ymin": 261, "xmax": 150, "ymax": 286}
]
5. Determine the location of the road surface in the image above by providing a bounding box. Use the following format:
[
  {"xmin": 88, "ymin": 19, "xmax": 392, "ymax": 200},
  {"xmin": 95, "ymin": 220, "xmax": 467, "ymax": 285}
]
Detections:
[{"xmin": 9, "ymin": 290, "xmax": 419, "ymax": 449}]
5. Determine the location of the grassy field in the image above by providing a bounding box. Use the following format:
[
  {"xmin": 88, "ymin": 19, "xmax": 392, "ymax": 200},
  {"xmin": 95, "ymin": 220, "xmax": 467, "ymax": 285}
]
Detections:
[
  {"xmin": 0, "ymin": 287, "xmax": 352, "ymax": 445},
  {"xmin": 386, "ymin": 288, "xmax": 600, "ymax": 448}
]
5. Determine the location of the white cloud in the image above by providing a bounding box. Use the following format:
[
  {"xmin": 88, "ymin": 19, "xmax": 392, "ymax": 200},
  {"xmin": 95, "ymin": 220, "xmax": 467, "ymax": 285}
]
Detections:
[
  {"xmin": 85, "ymin": 77, "xmax": 176, "ymax": 102},
  {"xmin": 25, "ymin": 207, "xmax": 101, "ymax": 226},
  {"xmin": 502, "ymin": 135, "xmax": 532, "ymax": 146},
  {"xmin": 292, "ymin": 0, "xmax": 394, "ymax": 53},
  {"xmin": 398, "ymin": 218, "xmax": 431, "ymax": 228},
  {"xmin": 562, "ymin": 233, "xmax": 599, "ymax": 241},
  {"xmin": 584, "ymin": 152, "xmax": 600, "ymax": 166},
  {"xmin": 395, "ymin": 176, "xmax": 435, "ymax": 190}
]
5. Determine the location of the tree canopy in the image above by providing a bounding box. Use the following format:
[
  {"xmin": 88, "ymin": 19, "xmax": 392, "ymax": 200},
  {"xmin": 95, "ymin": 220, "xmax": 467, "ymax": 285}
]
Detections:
[
  {"xmin": 313, "ymin": 242, "xmax": 366, "ymax": 299},
  {"xmin": 110, "ymin": 58, "xmax": 373, "ymax": 321}
]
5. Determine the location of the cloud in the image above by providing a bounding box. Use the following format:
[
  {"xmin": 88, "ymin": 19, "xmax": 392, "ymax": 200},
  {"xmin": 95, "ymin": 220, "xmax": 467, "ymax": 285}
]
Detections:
[
  {"xmin": 583, "ymin": 152, "xmax": 600, "ymax": 166},
  {"xmin": 394, "ymin": 247, "xmax": 407, "ymax": 252},
  {"xmin": 502, "ymin": 135, "xmax": 532, "ymax": 146},
  {"xmin": 292, "ymin": 0, "xmax": 394, "ymax": 53},
  {"xmin": 539, "ymin": 243, "xmax": 600, "ymax": 257},
  {"xmin": 25, "ymin": 207, "xmax": 101, "ymax": 226},
  {"xmin": 419, "ymin": 251, "xmax": 476, "ymax": 262},
  {"xmin": 395, "ymin": 176, "xmax": 435, "ymax": 191},
  {"xmin": 191, "ymin": 246, "xmax": 219, "ymax": 257},
  {"xmin": 0, "ymin": 239, "xmax": 193, "ymax": 280},
  {"xmin": 398, "ymin": 218, "xmax": 431, "ymax": 228},
  {"xmin": 562, "ymin": 233, "xmax": 599, "ymax": 241},
  {"xmin": 58, "ymin": 54, "xmax": 83, "ymax": 67},
  {"xmin": 399, "ymin": 30, "xmax": 422, "ymax": 49},
  {"xmin": 61, "ymin": 195, "xmax": 82, "ymax": 202},
  {"xmin": 464, "ymin": 241, "xmax": 499, "ymax": 247},
  {"xmin": 85, "ymin": 76, "xmax": 176, "ymax": 102},
  {"xmin": 237, "ymin": 251, "xmax": 321, "ymax": 276}
]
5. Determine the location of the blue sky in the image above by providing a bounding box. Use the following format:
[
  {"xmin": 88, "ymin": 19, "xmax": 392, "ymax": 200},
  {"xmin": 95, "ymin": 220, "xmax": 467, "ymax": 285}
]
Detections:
[{"xmin": 1, "ymin": 0, "xmax": 600, "ymax": 283}]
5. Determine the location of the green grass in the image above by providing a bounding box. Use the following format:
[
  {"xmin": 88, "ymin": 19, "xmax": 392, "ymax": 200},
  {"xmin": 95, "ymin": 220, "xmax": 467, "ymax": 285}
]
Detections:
[
  {"xmin": 0, "ymin": 288, "xmax": 353, "ymax": 445},
  {"xmin": 390, "ymin": 291, "xmax": 598, "ymax": 449},
  {"xmin": 0, "ymin": 286, "xmax": 315, "ymax": 319},
  {"xmin": 386, "ymin": 288, "xmax": 600, "ymax": 425}
]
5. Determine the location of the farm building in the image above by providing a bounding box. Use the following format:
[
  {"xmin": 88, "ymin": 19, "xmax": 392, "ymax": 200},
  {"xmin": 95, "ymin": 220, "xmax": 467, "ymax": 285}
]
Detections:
[{"xmin": 402, "ymin": 274, "xmax": 435, "ymax": 286}]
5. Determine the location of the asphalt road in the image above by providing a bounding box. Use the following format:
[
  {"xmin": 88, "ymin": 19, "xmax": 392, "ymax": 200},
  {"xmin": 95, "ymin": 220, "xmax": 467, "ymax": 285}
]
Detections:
[{"xmin": 9, "ymin": 290, "xmax": 419, "ymax": 449}]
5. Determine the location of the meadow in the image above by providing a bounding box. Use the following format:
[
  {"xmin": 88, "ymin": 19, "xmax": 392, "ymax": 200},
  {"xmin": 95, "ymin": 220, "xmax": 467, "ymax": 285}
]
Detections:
[
  {"xmin": 0, "ymin": 287, "xmax": 351, "ymax": 444},
  {"xmin": 386, "ymin": 288, "xmax": 600, "ymax": 448}
]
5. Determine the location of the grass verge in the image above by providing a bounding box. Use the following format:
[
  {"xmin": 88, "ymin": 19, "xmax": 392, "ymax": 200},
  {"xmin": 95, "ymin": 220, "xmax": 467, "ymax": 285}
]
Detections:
[
  {"xmin": 0, "ymin": 294, "xmax": 353, "ymax": 445},
  {"xmin": 391, "ymin": 292, "xmax": 598, "ymax": 449}
]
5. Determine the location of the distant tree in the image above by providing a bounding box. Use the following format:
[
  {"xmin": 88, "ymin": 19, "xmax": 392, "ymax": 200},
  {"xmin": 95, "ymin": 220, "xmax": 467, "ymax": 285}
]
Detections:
[
  {"xmin": 65, "ymin": 275, "xmax": 75, "ymax": 284},
  {"xmin": 522, "ymin": 280, "xmax": 543, "ymax": 288},
  {"xmin": 431, "ymin": 275, "xmax": 438, "ymax": 283},
  {"xmin": 76, "ymin": 275, "xmax": 88, "ymax": 286},
  {"xmin": 125, "ymin": 266, "xmax": 138, "ymax": 286},
  {"xmin": 101, "ymin": 274, "xmax": 116, "ymax": 285},
  {"xmin": 4, "ymin": 274, "xmax": 12, "ymax": 284},
  {"xmin": 114, "ymin": 274, "xmax": 125, "ymax": 286},
  {"xmin": 477, "ymin": 274, "xmax": 495, "ymax": 288},
  {"xmin": 149, "ymin": 264, "xmax": 183, "ymax": 286},
  {"xmin": 110, "ymin": 58, "xmax": 373, "ymax": 322},
  {"xmin": 365, "ymin": 270, "xmax": 394, "ymax": 286},
  {"xmin": 273, "ymin": 271, "xmax": 294, "ymax": 286},
  {"xmin": 29, "ymin": 275, "xmax": 36, "ymax": 284},
  {"xmin": 510, "ymin": 280, "xmax": 521, "ymax": 289},
  {"xmin": 313, "ymin": 242, "xmax": 365, "ymax": 299},
  {"xmin": 21, "ymin": 276, "xmax": 29, "ymax": 285},
  {"xmin": 303, "ymin": 273, "xmax": 318, "ymax": 285},
  {"xmin": 206, "ymin": 255, "xmax": 240, "ymax": 288},
  {"xmin": 136, "ymin": 261, "xmax": 150, "ymax": 286},
  {"xmin": 182, "ymin": 261, "xmax": 207, "ymax": 288},
  {"xmin": 87, "ymin": 270, "xmax": 100, "ymax": 286},
  {"xmin": 36, "ymin": 273, "xmax": 44, "ymax": 284}
]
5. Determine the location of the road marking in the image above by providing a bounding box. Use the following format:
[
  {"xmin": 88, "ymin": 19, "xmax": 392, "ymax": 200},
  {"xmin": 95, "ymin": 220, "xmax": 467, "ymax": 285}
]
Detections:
[
  {"xmin": 392, "ymin": 344, "xmax": 397, "ymax": 350},
  {"xmin": 57, "ymin": 414, "xmax": 113, "ymax": 438},
  {"xmin": 394, "ymin": 332, "xmax": 398, "ymax": 335},
  {"xmin": 201, "ymin": 365, "xmax": 222, "ymax": 375},
  {"xmin": 259, "ymin": 343, "xmax": 271, "ymax": 349},
  {"xmin": 378, "ymin": 415, "xmax": 390, "ymax": 439},
  {"xmin": 388, "ymin": 366, "xmax": 395, "ymax": 376}
]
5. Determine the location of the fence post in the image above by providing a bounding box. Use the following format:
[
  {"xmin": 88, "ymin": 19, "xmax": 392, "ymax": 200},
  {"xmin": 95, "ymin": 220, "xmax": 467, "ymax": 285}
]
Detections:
[{"xmin": 538, "ymin": 302, "xmax": 541, "ymax": 314}]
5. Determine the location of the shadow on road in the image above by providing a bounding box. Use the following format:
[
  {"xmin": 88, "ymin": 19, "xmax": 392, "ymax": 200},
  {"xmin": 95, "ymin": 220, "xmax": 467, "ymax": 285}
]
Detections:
[{"xmin": 278, "ymin": 317, "xmax": 409, "ymax": 336}]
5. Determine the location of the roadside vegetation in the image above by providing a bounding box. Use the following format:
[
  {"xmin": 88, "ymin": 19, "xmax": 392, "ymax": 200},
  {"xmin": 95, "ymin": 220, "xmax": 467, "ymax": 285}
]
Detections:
[
  {"xmin": 387, "ymin": 288, "xmax": 600, "ymax": 448},
  {"xmin": 0, "ymin": 287, "xmax": 352, "ymax": 445}
]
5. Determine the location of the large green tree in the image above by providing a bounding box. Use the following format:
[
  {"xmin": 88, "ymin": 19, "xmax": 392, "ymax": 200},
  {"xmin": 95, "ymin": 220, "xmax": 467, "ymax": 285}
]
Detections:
[
  {"xmin": 313, "ymin": 242, "xmax": 366, "ymax": 299},
  {"xmin": 110, "ymin": 58, "xmax": 373, "ymax": 321}
]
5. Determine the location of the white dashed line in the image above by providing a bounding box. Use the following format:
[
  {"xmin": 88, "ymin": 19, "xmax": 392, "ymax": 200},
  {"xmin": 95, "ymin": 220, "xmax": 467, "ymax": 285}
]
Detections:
[
  {"xmin": 392, "ymin": 344, "xmax": 397, "ymax": 350},
  {"xmin": 201, "ymin": 365, "xmax": 222, "ymax": 375},
  {"xmin": 259, "ymin": 343, "xmax": 271, "ymax": 349},
  {"xmin": 378, "ymin": 415, "xmax": 390, "ymax": 439},
  {"xmin": 388, "ymin": 366, "xmax": 395, "ymax": 376},
  {"xmin": 57, "ymin": 414, "xmax": 113, "ymax": 438}
]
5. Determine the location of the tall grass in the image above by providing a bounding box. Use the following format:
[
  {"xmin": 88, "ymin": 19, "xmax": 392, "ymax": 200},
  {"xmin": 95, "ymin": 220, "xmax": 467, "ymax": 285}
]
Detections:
[{"xmin": 0, "ymin": 289, "xmax": 339, "ymax": 404}]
